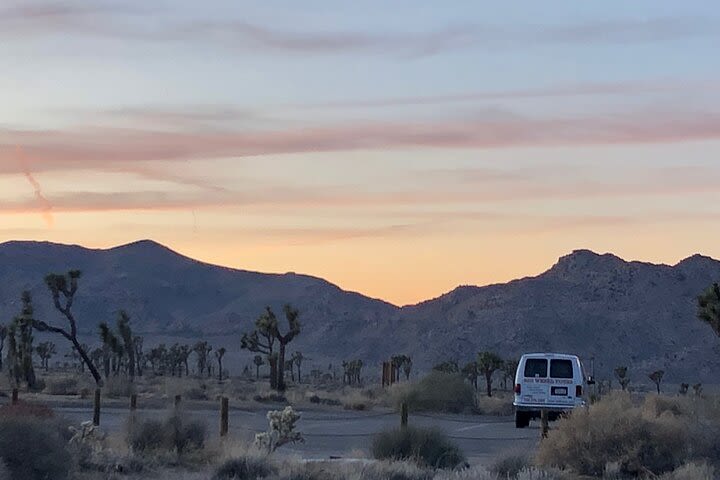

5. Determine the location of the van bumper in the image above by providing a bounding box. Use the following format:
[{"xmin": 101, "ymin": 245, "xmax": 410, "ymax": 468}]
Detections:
[{"xmin": 513, "ymin": 403, "xmax": 581, "ymax": 412}]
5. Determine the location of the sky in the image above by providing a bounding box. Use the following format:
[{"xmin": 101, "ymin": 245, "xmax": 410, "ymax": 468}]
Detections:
[{"xmin": 1, "ymin": 1, "xmax": 720, "ymax": 306}]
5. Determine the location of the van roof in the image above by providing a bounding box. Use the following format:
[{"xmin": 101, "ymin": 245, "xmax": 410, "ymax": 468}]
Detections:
[{"xmin": 520, "ymin": 353, "xmax": 580, "ymax": 360}]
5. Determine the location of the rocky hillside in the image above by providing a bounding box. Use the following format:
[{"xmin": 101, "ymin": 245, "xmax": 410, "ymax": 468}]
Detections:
[
  {"xmin": 395, "ymin": 250, "xmax": 720, "ymax": 383},
  {"xmin": 0, "ymin": 241, "xmax": 718, "ymax": 383}
]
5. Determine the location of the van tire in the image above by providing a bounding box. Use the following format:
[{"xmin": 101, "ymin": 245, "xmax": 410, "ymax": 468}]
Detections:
[{"xmin": 515, "ymin": 411, "xmax": 529, "ymax": 428}]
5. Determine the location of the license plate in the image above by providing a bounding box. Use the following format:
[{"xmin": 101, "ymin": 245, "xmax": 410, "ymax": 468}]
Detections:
[{"xmin": 551, "ymin": 387, "xmax": 568, "ymax": 396}]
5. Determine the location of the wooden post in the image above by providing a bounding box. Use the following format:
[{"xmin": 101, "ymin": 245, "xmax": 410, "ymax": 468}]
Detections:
[
  {"xmin": 400, "ymin": 402, "xmax": 408, "ymax": 428},
  {"xmin": 540, "ymin": 409, "xmax": 549, "ymax": 438},
  {"xmin": 130, "ymin": 393, "xmax": 137, "ymax": 411},
  {"xmin": 93, "ymin": 388, "xmax": 101, "ymax": 426},
  {"xmin": 174, "ymin": 394, "xmax": 182, "ymax": 409},
  {"xmin": 11, "ymin": 388, "xmax": 18, "ymax": 405},
  {"xmin": 220, "ymin": 397, "xmax": 229, "ymax": 437}
]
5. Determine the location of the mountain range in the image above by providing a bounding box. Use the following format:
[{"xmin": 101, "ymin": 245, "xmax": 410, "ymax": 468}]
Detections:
[{"xmin": 0, "ymin": 240, "xmax": 718, "ymax": 383}]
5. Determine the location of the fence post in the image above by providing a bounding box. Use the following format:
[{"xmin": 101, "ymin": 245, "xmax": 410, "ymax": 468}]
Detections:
[
  {"xmin": 400, "ymin": 402, "xmax": 408, "ymax": 428},
  {"xmin": 220, "ymin": 396, "xmax": 229, "ymax": 437},
  {"xmin": 540, "ymin": 409, "xmax": 549, "ymax": 438},
  {"xmin": 93, "ymin": 388, "xmax": 101, "ymax": 426},
  {"xmin": 11, "ymin": 388, "xmax": 18, "ymax": 405},
  {"xmin": 130, "ymin": 393, "xmax": 137, "ymax": 412},
  {"xmin": 174, "ymin": 394, "xmax": 182, "ymax": 409}
]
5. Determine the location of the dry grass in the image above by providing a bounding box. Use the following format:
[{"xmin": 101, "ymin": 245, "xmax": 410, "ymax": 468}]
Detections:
[{"xmin": 536, "ymin": 392, "xmax": 720, "ymax": 477}]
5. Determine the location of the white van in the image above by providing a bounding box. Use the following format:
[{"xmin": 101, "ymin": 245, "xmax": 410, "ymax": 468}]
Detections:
[{"xmin": 513, "ymin": 353, "xmax": 594, "ymax": 428}]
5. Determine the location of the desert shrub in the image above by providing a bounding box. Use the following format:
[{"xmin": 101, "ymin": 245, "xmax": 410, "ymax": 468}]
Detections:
[
  {"xmin": 0, "ymin": 400, "xmax": 55, "ymax": 418},
  {"xmin": 396, "ymin": 372, "xmax": 475, "ymax": 413},
  {"xmin": 656, "ymin": 462, "xmax": 716, "ymax": 480},
  {"xmin": 0, "ymin": 459, "xmax": 9, "ymax": 480},
  {"xmin": 254, "ymin": 393, "xmax": 288, "ymax": 403},
  {"xmin": 308, "ymin": 395, "xmax": 341, "ymax": 406},
  {"xmin": 128, "ymin": 414, "xmax": 206, "ymax": 454},
  {"xmin": 45, "ymin": 376, "xmax": 80, "ymax": 395},
  {"xmin": 360, "ymin": 461, "xmax": 432, "ymax": 480},
  {"xmin": 185, "ymin": 387, "xmax": 209, "ymax": 400},
  {"xmin": 476, "ymin": 394, "xmax": 514, "ymax": 416},
  {"xmin": 214, "ymin": 454, "xmax": 277, "ymax": 479},
  {"xmin": 372, "ymin": 426, "xmax": 466, "ymax": 469},
  {"xmin": 490, "ymin": 450, "xmax": 531, "ymax": 478},
  {"xmin": 0, "ymin": 415, "xmax": 73, "ymax": 480},
  {"xmin": 104, "ymin": 375, "xmax": 135, "ymax": 398},
  {"xmin": 535, "ymin": 392, "xmax": 720, "ymax": 476}
]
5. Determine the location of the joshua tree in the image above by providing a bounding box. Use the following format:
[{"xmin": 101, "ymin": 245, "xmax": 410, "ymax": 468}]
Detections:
[
  {"xmin": 242, "ymin": 305, "xmax": 301, "ymax": 391},
  {"xmin": 679, "ymin": 383, "xmax": 689, "ymax": 395},
  {"xmin": 10, "ymin": 292, "xmax": 38, "ymax": 389},
  {"xmin": 402, "ymin": 356, "xmax": 412, "ymax": 380},
  {"xmin": 501, "ymin": 359, "xmax": 518, "ymax": 391},
  {"xmin": 292, "ymin": 351, "xmax": 304, "ymax": 383},
  {"xmin": 98, "ymin": 322, "xmax": 118, "ymax": 378},
  {"xmin": 0, "ymin": 324, "xmax": 6, "ymax": 372},
  {"xmin": 38, "ymin": 270, "xmax": 103, "ymax": 386},
  {"xmin": 462, "ymin": 361, "xmax": 479, "ymax": 391},
  {"xmin": 193, "ymin": 341, "xmax": 212, "ymax": 377},
  {"xmin": 35, "ymin": 341, "xmax": 57, "ymax": 371},
  {"xmin": 697, "ymin": 282, "xmax": 720, "ymax": 337},
  {"xmin": 693, "ymin": 383, "xmax": 703, "ymax": 395},
  {"xmin": 6, "ymin": 322, "xmax": 20, "ymax": 386},
  {"xmin": 179, "ymin": 344, "xmax": 191, "ymax": 376},
  {"xmin": 133, "ymin": 336, "xmax": 144, "ymax": 377},
  {"xmin": 477, "ymin": 351, "xmax": 504, "ymax": 397},
  {"xmin": 241, "ymin": 308, "xmax": 278, "ymax": 388},
  {"xmin": 342, "ymin": 359, "xmax": 364, "ymax": 385},
  {"xmin": 215, "ymin": 347, "xmax": 226, "ymax": 382},
  {"xmin": 614, "ymin": 366, "xmax": 630, "ymax": 391},
  {"xmin": 253, "ymin": 354, "xmax": 264, "ymax": 379},
  {"xmin": 433, "ymin": 360, "xmax": 459, "ymax": 374},
  {"xmin": 648, "ymin": 370, "xmax": 664, "ymax": 394},
  {"xmin": 116, "ymin": 311, "xmax": 136, "ymax": 380}
]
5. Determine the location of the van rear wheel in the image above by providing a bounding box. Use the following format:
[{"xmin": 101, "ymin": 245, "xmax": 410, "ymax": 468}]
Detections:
[{"xmin": 515, "ymin": 411, "xmax": 529, "ymax": 428}]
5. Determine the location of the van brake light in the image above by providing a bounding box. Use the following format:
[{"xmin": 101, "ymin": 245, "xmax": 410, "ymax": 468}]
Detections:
[
  {"xmin": 576, "ymin": 385, "xmax": 583, "ymax": 397},
  {"xmin": 514, "ymin": 384, "xmax": 521, "ymax": 394}
]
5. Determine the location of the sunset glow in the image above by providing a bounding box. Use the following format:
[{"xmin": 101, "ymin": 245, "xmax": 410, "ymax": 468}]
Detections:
[{"xmin": 2, "ymin": 1, "xmax": 720, "ymax": 305}]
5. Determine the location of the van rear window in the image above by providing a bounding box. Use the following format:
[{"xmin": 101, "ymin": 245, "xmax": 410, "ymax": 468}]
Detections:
[
  {"xmin": 550, "ymin": 359, "xmax": 574, "ymax": 379},
  {"xmin": 524, "ymin": 359, "xmax": 547, "ymax": 378}
]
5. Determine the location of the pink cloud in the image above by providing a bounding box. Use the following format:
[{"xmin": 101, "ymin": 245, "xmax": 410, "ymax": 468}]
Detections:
[{"xmin": 1, "ymin": 108, "xmax": 720, "ymax": 176}]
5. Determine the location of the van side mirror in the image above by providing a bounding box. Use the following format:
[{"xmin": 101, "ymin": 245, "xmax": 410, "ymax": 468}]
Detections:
[{"xmin": 586, "ymin": 376, "xmax": 596, "ymax": 385}]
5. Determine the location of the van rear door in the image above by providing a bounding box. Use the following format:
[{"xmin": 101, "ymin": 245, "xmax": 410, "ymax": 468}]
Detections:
[
  {"xmin": 548, "ymin": 358, "xmax": 576, "ymax": 406},
  {"xmin": 520, "ymin": 357, "xmax": 550, "ymax": 404}
]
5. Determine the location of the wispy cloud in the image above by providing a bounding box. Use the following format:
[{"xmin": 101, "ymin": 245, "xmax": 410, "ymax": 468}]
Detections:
[
  {"xmin": 1, "ymin": 2, "xmax": 717, "ymax": 56},
  {"xmin": 2, "ymin": 107, "xmax": 720, "ymax": 175}
]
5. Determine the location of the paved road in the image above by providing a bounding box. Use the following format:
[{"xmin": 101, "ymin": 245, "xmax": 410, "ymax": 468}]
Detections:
[{"xmin": 55, "ymin": 406, "xmax": 539, "ymax": 464}]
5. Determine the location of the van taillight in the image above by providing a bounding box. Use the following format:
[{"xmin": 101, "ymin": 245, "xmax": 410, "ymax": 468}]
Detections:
[
  {"xmin": 576, "ymin": 385, "xmax": 582, "ymax": 397},
  {"xmin": 514, "ymin": 384, "xmax": 521, "ymax": 394}
]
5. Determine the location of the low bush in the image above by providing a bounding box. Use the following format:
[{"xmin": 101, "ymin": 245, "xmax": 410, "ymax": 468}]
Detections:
[
  {"xmin": 308, "ymin": 395, "xmax": 342, "ymax": 406},
  {"xmin": 372, "ymin": 426, "xmax": 466, "ymax": 469},
  {"xmin": 395, "ymin": 372, "xmax": 475, "ymax": 413},
  {"xmin": 214, "ymin": 454, "xmax": 277, "ymax": 479},
  {"xmin": 104, "ymin": 375, "xmax": 135, "ymax": 398},
  {"xmin": 0, "ymin": 401, "xmax": 54, "ymax": 418},
  {"xmin": 536, "ymin": 392, "xmax": 720, "ymax": 477},
  {"xmin": 254, "ymin": 393, "xmax": 288, "ymax": 403},
  {"xmin": 185, "ymin": 386, "xmax": 209, "ymax": 400},
  {"xmin": 0, "ymin": 415, "xmax": 73, "ymax": 480},
  {"xmin": 476, "ymin": 394, "xmax": 514, "ymax": 416},
  {"xmin": 490, "ymin": 450, "xmax": 531, "ymax": 478},
  {"xmin": 656, "ymin": 462, "xmax": 716, "ymax": 480},
  {"xmin": 128, "ymin": 414, "xmax": 206, "ymax": 455},
  {"xmin": 45, "ymin": 377, "xmax": 80, "ymax": 395}
]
